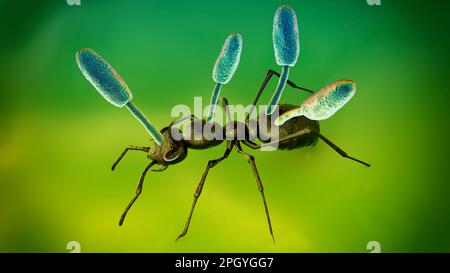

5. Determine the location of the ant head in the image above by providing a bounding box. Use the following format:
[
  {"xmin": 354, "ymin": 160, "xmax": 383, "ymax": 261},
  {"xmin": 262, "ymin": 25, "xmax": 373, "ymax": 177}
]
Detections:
[{"xmin": 148, "ymin": 127, "xmax": 187, "ymax": 165}]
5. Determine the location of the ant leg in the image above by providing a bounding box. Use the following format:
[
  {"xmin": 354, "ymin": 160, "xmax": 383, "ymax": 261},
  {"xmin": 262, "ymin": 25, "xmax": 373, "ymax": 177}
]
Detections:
[
  {"xmin": 119, "ymin": 161, "xmax": 157, "ymax": 226},
  {"xmin": 247, "ymin": 69, "xmax": 314, "ymax": 120},
  {"xmin": 241, "ymin": 139, "xmax": 260, "ymax": 149},
  {"xmin": 152, "ymin": 165, "xmax": 169, "ymax": 172},
  {"xmin": 242, "ymin": 131, "xmax": 370, "ymax": 167},
  {"xmin": 235, "ymin": 142, "xmax": 275, "ymax": 242},
  {"xmin": 169, "ymin": 114, "xmax": 197, "ymax": 127},
  {"xmin": 176, "ymin": 141, "xmax": 234, "ymax": 241},
  {"xmin": 221, "ymin": 97, "xmax": 232, "ymax": 122},
  {"xmin": 271, "ymin": 70, "xmax": 314, "ymax": 94},
  {"xmin": 112, "ymin": 145, "xmax": 150, "ymax": 171},
  {"xmin": 317, "ymin": 133, "xmax": 370, "ymax": 167},
  {"xmin": 241, "ymin": 128, "xmax": 313, "ymax": 150}
]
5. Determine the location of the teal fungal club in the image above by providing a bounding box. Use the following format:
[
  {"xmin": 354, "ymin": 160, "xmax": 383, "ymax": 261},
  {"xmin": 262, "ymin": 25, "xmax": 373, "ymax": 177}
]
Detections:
[
  {"xmin": 207, "ymin": 33, "xmax": 243, "ymax": 122},
  {"xmin": 266, "ymin": 4, "xmax": 300, "ymax": 115},
  {"xmin": 76, "ymin": 48, "xmax": 165, "ymax": 145},
  {"xmin": 76, "ymin": 48, "xmax": 132, "ymax": 107},
  {"xmin": 274, "ymin": 80, "xmax": 356, "ymax": 126}
]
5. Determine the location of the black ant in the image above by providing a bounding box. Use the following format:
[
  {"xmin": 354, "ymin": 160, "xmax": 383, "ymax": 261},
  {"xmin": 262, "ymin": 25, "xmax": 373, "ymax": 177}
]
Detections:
[
  {"xmin": 76, "ymin": 3, "xmax": 370, "ymax": 242},
  {"xmin": 110, "ymin": 69, "xmax": 370, "ymax": 242}
]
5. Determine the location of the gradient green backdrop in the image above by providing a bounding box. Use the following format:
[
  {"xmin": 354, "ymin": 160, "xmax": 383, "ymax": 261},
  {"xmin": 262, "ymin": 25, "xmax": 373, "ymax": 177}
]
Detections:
[{"xmin": 1, "ymin": 0, "xmax": 449, "ymax": 252}]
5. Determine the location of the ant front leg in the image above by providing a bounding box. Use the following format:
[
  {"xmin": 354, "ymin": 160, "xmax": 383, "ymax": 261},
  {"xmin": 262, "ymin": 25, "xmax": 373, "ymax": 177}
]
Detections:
[
  {"xmin": 176, "ymin": 141, "xmax": 234, "ymax": 241},
  {"xmin": 112, "ymin": 145, "xmax": 150, "ymax": 171},
  {"xmin": 246, "ymin": 70, "xmax": 314, "ymax": 120},
  {"xmin": 119, "ymin": 161, "xmax": 157, "ymax": 226}
]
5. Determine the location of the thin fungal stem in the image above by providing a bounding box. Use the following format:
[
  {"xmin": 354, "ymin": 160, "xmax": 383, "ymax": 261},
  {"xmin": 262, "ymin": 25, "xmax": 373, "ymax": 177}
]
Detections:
[
  {"xmin": 125, "ymin": 101, "xmax": 164, "ymax": 145},
  {"xmin": 266, "ymin": 66, "xmax": 290, "ymax": 115},
  {"xmin": 207, "ymin": 83, "xmax": 222, "ymax": 122}
]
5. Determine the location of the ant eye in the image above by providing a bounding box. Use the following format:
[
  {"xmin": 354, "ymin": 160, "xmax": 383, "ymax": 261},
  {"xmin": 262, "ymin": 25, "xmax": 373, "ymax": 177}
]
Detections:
[{"xmin": 164, "ymin": 149, "xmax": 180, "ymax": 162}]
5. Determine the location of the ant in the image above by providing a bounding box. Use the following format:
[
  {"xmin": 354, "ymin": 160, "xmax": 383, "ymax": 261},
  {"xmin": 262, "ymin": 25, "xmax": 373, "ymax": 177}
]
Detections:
[
  {"xmin": 109, "ymin": 69, "xmax": 370, "ymax": 242},
  {"xmin": 76, "ymin": 4, "xmax": 370, "ymax": 242}
]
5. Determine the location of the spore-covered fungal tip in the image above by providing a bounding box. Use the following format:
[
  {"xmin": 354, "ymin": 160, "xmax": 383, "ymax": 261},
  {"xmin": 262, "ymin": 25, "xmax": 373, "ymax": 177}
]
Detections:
[
  {"xmin": 301, "ymin": 80, "xmax": 356, "ymax": 120},
  {"xmin": 76, "ymin": 48, "xmax": 165, "ymax": 145},
  {"xmin": 212, "ymin": 33, "xmax": 243, "ymax": 85},
  {"xmin": 273, "ymin": 4, "xmax": 300, "ymax": 67},
  {"xmin": 274, "ymin": 80, "xmax": 356, "ymax": 124},
  {"xmin": 76, "ymin": 48, "xmax": 132, "ymax": 107}
]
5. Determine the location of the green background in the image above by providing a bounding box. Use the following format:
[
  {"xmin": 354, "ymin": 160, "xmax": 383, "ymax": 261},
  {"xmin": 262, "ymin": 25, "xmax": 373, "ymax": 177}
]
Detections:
[{"xmin": 1, "ymin": 0, "xmax": 449, "ymax": 252}]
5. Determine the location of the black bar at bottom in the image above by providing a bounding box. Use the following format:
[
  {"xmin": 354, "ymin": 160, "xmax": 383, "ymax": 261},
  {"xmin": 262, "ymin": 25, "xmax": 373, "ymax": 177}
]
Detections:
[{"xmin": 0, "ymin": 253, "xmax": 447, "ymax": 272}]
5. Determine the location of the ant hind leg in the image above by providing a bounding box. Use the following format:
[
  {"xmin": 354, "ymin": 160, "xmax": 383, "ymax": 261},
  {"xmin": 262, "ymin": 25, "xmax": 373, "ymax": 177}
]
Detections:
[{"xmin": 317, "ymin": 133, "xmax": 371, "ymax": 167}]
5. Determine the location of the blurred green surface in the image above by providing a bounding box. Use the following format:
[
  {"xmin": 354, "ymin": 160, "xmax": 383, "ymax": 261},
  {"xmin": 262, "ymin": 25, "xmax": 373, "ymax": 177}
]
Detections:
[{"xmin": 0, "ymin": 0, "xmax": 449, "ymax": 252}]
